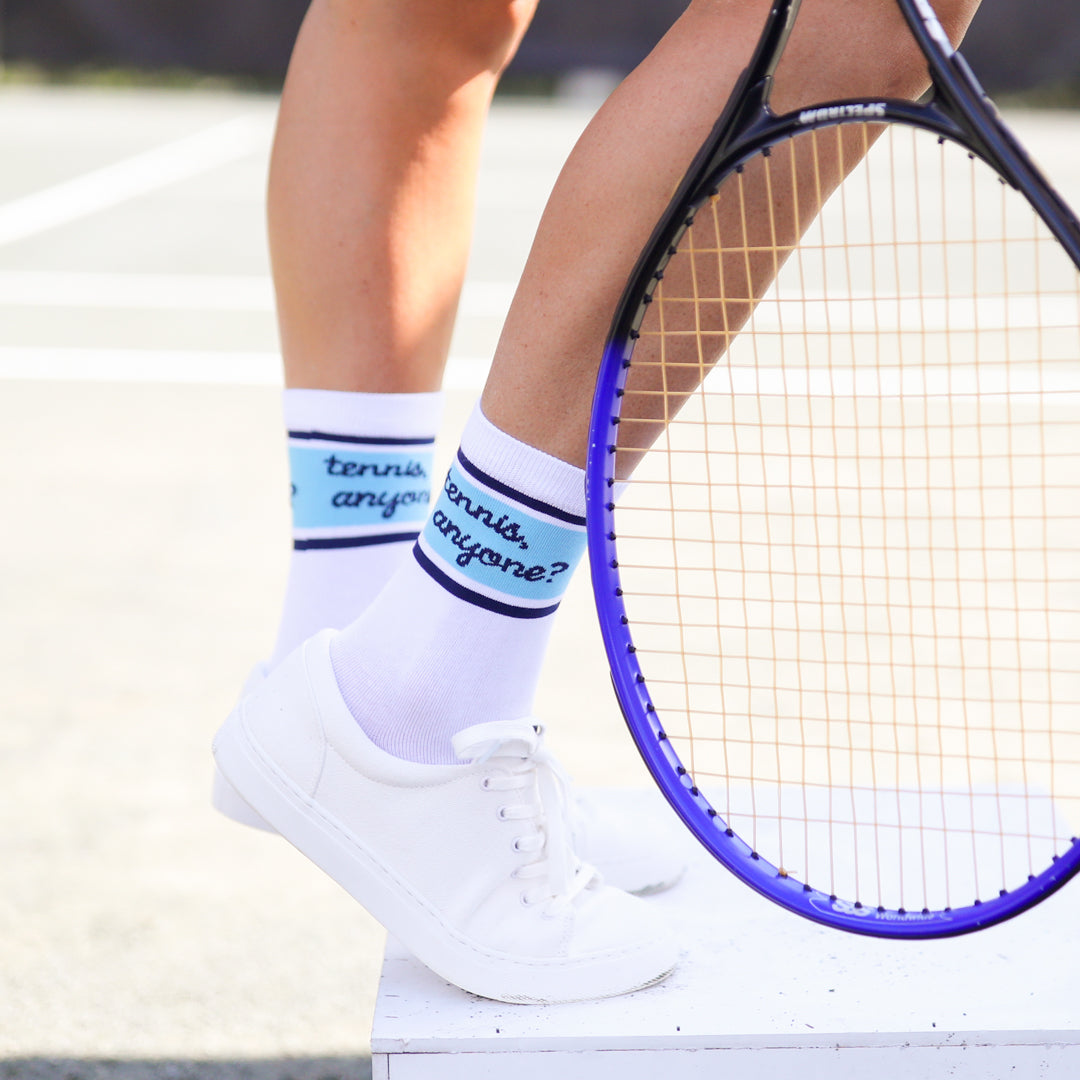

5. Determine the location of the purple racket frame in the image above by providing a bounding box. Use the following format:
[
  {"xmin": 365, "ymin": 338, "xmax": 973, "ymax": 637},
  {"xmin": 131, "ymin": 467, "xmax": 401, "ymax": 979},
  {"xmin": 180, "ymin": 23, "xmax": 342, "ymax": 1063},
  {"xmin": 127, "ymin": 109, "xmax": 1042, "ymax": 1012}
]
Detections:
[{"xmin": 585, "ymin": 0, "xmax": 1080, "ymax": 936}]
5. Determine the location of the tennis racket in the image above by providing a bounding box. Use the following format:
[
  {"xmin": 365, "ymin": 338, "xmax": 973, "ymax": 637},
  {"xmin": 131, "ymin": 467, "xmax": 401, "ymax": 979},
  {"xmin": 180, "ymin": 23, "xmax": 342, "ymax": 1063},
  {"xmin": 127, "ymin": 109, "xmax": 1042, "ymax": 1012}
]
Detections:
[{"xmin": 587, "ymin": 0, "xmax": 1080, "ymax": 937}]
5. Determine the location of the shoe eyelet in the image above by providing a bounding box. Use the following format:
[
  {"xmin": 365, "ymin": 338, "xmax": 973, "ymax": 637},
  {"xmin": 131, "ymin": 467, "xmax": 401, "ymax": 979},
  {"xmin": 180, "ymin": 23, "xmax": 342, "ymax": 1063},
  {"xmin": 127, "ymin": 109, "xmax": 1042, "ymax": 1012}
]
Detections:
[
  {"xmin": 512, "ymin": 837, "xmax": 524, "ymax": 852},
  {"xmin": 497, "ymin": 806, "xmax": 510, "ymax": 821},
  {"xmin": 480, "ymin": 777, "xmax": 492, "ymax": 790},
  {"xmin": 520, "ymin": 891, "xmax": 536, "ymax": 907}
]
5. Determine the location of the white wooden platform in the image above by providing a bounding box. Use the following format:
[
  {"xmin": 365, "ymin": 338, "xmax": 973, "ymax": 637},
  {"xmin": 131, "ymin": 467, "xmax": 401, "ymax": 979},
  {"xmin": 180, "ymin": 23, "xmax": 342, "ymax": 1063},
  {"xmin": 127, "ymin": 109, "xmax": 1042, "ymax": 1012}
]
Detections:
[{"xmin": 371, "ymin": 790, "xmax": 1079, "ymax": 1079}]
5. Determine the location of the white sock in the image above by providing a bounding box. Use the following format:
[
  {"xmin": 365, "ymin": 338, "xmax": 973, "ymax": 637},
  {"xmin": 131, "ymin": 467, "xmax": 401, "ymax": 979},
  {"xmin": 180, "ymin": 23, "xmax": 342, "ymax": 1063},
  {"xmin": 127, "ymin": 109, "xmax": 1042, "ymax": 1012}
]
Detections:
[
  {"xmin": 330, "ymin": 404, "xmax": 588, "ymax": 763},
  {"xmin": 269, "ymin": 388, "xmax": 444, "ymax": 667}
]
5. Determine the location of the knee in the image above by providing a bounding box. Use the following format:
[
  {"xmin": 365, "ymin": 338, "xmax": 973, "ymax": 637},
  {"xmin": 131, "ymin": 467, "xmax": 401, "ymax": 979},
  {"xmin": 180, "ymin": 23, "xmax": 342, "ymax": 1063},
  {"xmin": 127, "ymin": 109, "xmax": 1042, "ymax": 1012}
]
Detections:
[
  {"xmin": 443, "ymin": 0, "xmax": 541, "ymax": 74},
  {"xmin": 932, "ymin": 0, "xmax": 983, "ymax": 45},
  {"xmin": 883, "ymin": 0, "xmax": 982, "ymax": 98},
  {"xmin": 326, "ymin": 0, "xmax": 539, "ymax": 76}
]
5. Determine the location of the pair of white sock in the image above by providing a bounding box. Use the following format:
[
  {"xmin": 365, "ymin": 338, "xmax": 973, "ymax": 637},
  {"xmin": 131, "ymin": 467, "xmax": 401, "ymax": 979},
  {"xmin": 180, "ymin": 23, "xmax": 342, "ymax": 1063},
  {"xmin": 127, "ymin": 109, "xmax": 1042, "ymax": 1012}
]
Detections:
[{"xmin": 271, "ymin": 389, "xmax": 587, "ymax": 764}]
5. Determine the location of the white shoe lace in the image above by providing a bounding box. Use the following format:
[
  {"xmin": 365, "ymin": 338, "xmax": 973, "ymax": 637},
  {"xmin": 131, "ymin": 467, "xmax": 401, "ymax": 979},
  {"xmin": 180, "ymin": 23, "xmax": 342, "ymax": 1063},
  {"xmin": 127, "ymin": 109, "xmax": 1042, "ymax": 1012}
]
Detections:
[{"xmin": 452, "ymin": 719, "xmax": 597, "ymax": 912}]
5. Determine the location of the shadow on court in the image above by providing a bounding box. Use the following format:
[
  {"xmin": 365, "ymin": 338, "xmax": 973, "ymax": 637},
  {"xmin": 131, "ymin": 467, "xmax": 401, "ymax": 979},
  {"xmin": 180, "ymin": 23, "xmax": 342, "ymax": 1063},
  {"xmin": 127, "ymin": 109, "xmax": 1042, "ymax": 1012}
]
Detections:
[{"xmin": 0, "ymin": 1059, "xmax": 371, "ymax": 1080}]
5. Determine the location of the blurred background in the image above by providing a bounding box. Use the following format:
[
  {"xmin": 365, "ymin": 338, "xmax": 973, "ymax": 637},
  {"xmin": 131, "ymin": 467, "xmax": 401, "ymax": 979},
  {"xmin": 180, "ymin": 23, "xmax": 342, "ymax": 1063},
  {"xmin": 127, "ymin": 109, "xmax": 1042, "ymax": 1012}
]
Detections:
[
  {"xmin": 1, "ymin": 0, "xmax": 1079, "ymax": 98},
  {"xmin": 1, "ymin": 2, "xmax": 1078, "ymax": 1079}
]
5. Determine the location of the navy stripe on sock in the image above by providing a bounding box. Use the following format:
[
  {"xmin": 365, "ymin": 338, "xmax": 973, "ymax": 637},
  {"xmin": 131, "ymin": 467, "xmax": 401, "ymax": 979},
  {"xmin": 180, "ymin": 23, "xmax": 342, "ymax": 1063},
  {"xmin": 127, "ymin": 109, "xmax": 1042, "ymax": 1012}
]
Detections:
[
  {"xmin": 294, "ymin": 531, "xmax": 421, "ymax": 551},
  {"xmin": 412, "ymin": 544, "xmax": 560, "ymax": 620},
  {"xmin": 455, "ymin": 448, "xmax": 586, "ymax": 528},
  {"xmin": 289, "ymin": 430, "xmax": 436, "ymax": 447}
]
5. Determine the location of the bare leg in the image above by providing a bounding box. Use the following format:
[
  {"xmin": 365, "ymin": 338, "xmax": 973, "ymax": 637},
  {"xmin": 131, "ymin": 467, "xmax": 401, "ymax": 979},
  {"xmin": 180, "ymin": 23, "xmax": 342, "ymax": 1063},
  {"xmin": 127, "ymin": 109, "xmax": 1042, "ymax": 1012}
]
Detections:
[
  {"xmin": 258, "ymin": 0, "xmax": 539, "ymax": 666},
  {"xmin": 481, "ymin": 0, "xmax": 981, "ymax": 465},
  {"xmin": 218, "ymin": 0, "xmax": 984, "ymax": 1004},
  {"xmin": 268, "ymin": 0, "xmax": 538, "ymax": 392}
]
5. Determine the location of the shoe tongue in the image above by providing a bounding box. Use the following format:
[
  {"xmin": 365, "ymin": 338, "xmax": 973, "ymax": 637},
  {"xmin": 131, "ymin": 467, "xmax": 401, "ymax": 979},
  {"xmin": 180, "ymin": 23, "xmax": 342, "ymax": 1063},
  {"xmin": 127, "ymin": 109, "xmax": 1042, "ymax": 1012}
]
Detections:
[{"xmin": 452, "ymin": 718, "xmax": 542, "ymax": 763}]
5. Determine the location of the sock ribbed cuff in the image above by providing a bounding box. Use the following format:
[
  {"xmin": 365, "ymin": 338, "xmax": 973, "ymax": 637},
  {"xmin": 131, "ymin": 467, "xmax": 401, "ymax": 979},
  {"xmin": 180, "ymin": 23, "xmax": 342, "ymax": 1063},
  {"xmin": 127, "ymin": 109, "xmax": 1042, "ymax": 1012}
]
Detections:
[
  {"xmin": 459, "ymin": 403, "xmax": 585, "ymax": 518},
  {"xmin": 283, "ymin": 388, "xmax": 444, "ymax": 439},
  {"xmin": 285, "ymin": 389, "xmax": 443, "ymax": 551}
]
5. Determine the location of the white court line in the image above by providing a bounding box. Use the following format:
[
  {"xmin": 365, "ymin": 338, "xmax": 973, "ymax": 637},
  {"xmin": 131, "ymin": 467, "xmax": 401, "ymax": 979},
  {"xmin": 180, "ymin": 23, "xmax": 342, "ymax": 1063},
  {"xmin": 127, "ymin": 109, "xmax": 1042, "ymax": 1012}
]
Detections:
[
  {"xmin": 717, "ymin": 362, "xmax": 1080, "ymax": 397},
  {"xmin": 0, "ymin": 270, "xmax": 515, "ymax": 316},
  {"xmin": 0, "ymin": 116, "xmax": 270, "ymax": 247},
  {"xmin": 749, "ymin": 293, "xmax": 1080, "ymax": 334},
  {"xmin": 0, "ymin": 346, "xmax": 491, "ymax": 390},
  {"xmin": 4, "ymin": 343, "xmax": 1077, "ymax": 398},
  {"xmin": 0, "ymin": 271, "xmax": 274, "ymax": 310},
  {"xmin": 0, "ymin": 347, "xmax": 282, "ymax": 385}
]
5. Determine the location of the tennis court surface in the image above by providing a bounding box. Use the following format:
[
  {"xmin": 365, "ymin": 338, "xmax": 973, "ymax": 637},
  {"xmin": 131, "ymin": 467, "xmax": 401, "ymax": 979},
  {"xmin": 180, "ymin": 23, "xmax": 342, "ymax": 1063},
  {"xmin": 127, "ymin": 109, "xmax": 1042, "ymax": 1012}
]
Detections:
[{"xmin": 2, "ymin": 83, "xmax": 1079, "ymax": 1078}]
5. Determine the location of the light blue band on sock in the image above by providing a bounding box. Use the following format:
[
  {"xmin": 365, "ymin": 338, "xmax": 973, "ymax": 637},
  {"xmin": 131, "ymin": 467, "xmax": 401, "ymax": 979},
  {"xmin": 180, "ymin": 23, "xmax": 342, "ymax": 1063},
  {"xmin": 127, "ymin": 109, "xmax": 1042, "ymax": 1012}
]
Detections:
[
  {"xmin": 416, "ymin": 454, "xmax": 586, "ymax": 614},
  {"xmin": 289, "ymin": 441, "xmax": 434, "ymax": 531}
]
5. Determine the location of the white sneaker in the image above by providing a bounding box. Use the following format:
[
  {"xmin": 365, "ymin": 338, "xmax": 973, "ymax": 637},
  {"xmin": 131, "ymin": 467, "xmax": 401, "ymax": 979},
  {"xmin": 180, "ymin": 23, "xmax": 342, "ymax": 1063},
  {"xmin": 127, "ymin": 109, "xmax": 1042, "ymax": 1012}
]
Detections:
[
  {"xmin": 213, "ymin": 673, "xmax": 687, "ymax": 897},
  {"xmin": 212, "ymin": 630, "xmax": 679, "ymax": 1004}
]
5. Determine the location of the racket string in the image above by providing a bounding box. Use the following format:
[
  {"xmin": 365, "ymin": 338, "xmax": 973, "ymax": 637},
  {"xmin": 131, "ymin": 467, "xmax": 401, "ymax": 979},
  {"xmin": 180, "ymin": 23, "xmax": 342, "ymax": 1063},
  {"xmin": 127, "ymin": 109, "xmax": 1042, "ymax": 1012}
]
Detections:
[{"xmin": 613, "ymin": 120, "xmax": 1080, "ymax": 913}]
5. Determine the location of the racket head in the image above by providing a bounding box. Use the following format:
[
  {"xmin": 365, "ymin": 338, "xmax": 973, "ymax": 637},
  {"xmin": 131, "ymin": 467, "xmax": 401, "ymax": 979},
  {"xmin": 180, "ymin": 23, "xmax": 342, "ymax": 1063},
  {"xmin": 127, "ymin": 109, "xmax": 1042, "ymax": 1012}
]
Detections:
[{"xmin": 588, "ymin": 76, "xmax": 1080, "ymax": 934}]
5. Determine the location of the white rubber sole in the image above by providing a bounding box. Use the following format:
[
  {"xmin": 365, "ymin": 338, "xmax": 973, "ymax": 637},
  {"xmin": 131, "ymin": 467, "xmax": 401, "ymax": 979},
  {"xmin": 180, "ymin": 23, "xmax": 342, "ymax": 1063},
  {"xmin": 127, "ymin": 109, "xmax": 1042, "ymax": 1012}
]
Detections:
[
  {"xmin": 212, "ymin": 765, "xmax": 274, "ymax": 832},
  {"xmin": 212, "ymin": 704, "xmax": 678, "ymax": 1005}
]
